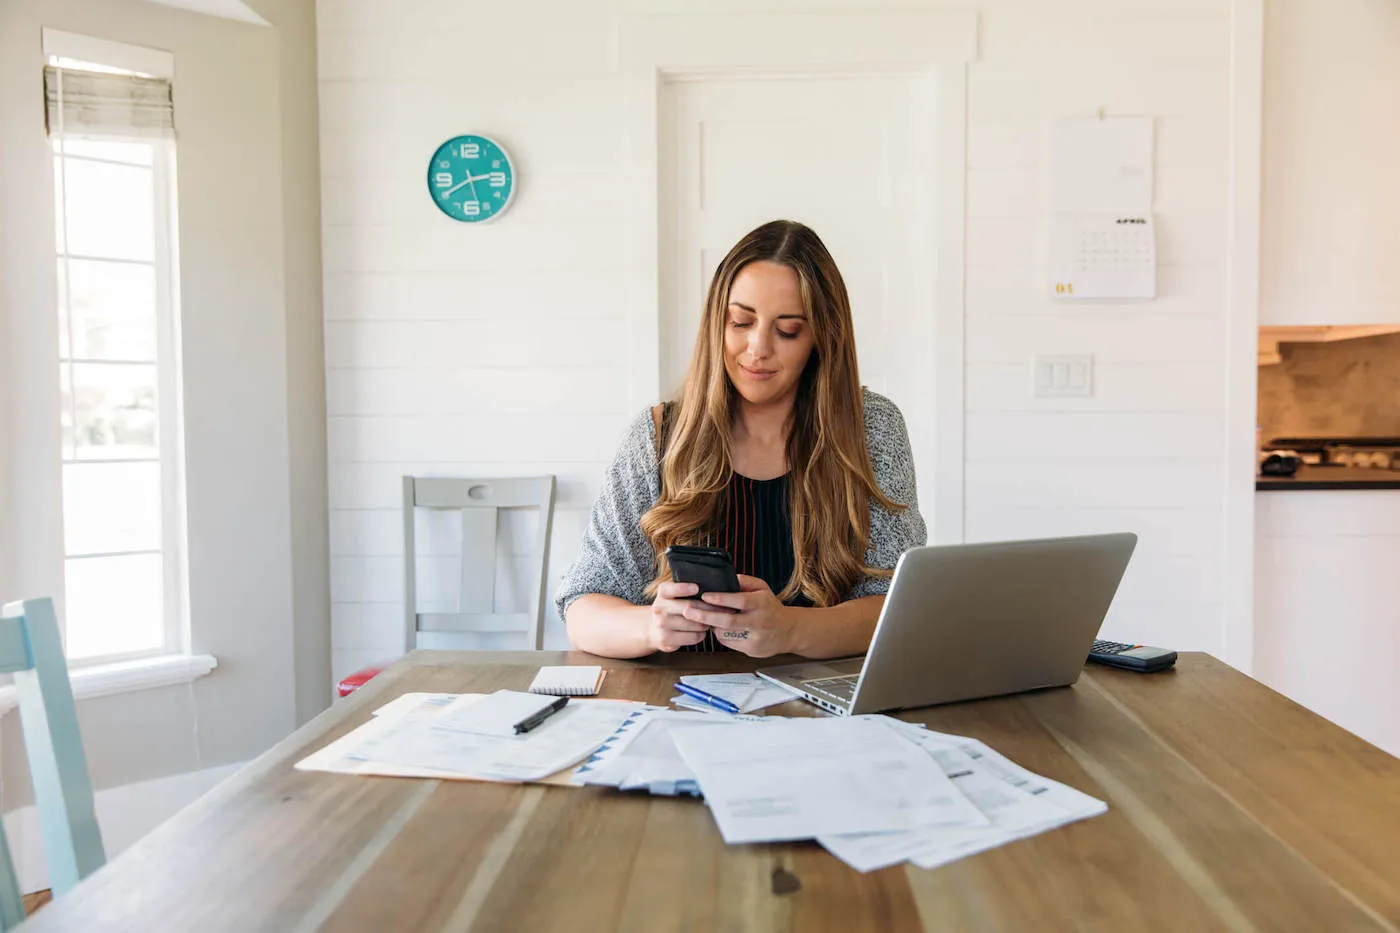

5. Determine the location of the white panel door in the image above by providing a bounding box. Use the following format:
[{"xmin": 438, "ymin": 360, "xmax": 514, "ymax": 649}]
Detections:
[{"xmin": 659, "ymin": 74, "xmax": 938, "ymax": 514}]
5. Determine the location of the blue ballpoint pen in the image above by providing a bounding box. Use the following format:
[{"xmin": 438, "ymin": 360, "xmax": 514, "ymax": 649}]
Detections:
[{"xmin": 674, "ymin": 681, "xmax": 742, "ymax": 714}]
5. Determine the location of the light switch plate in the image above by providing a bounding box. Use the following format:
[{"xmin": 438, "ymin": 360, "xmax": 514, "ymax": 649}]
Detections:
[{"xmin": 1032, "ymin": 354, "xmax": 1094, "ymax": 398}]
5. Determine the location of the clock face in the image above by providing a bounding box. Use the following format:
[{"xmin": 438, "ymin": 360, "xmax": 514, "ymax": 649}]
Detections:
[{"xmin": 427, "ymin": 134, "xmax": 516, "ymax": 223}]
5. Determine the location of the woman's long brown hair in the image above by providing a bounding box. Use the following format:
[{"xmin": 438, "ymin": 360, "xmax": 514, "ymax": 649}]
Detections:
[{"xmin": 640, "ymin": 220, "xmax": 902, "ymax": 606}]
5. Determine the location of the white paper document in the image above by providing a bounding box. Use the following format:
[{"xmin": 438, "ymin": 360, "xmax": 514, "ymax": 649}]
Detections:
[
  {"xmin": 817, "ymin": 720, "xmax": 1108, "ymax": 873},
  {"xmin": 577, "ymin": 709, "xmax": 770, "ymax": 796},
  {"xmin": 371, "ymin": 692, "xmax": 460, "ymax": 721},
  {"xmin": 1049, "ymin": 115, "xmax": 1153, "ymax": 213},
  {"xmin": 1047, "ymin": 115, "xmax": 1156, "ymax": 299},
  {"xmin": 678, "ymin": 674, "xmax": 756, "ymax": 709},
  {"xmin": 672, "ymin": 693, "xmax": 799, "ymax": 716},
  {"xmin": 429, "ymin": 689, "xmax": 565, "ymax": 737},
  {"xmin": 347, "ymin": 698, "xmax": 639, "ymax": 782},
  {"xmin": 298, "ymin": 693, "xmax": 490, "ymax": 781},
  {"xmin": 819, "ymin": 729, "xmax": 1072, "ymax": 872},
  {"xmin": 671, "ymin": 695, "xmax": 722, "ymax": 715},
  {"xmin": 899, "ymin": 724, "xmax": 1108, "ymax": 821},
  {"xmin": 670, "ymin": 717, "xmax": 988, "ymax": 844},
  {"xmin": 673, "ymin": 673, "xmax": 800, "ymax": 714},
  {"xmin": 1048, "ymin": 212, "xmax": 1156, "ymax": 299}
]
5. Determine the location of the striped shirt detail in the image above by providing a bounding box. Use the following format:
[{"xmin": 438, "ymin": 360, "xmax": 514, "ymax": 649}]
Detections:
[{"xmin": 681, "ymin": 473, "xmax": 810, "ymax": 653}]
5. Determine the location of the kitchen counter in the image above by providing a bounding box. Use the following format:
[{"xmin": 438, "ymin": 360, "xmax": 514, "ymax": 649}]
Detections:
[
  {"xmin": 1256, "ymin": 464, "xmax": 1400, "ymax": 490},
  {"xmin": 1255, "ymin": 487, "xmax": 1400, "ymax": 756}
]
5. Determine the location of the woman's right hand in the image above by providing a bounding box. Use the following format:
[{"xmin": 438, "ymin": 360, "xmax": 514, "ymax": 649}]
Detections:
[{"xmin": 648, "ymin": 582, "xmax": 709, "ymax": 652}]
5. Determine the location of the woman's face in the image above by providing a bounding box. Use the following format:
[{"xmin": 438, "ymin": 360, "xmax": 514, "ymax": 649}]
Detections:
[{"xmin": 722, "ymin": 261, "xmax": 815, "ymax": 407}]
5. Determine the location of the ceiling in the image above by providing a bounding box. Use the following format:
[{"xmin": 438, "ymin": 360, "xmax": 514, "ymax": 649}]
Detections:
[{"xmin": 139, "ymin": 0, "xmax": 269, "ymax": 26}]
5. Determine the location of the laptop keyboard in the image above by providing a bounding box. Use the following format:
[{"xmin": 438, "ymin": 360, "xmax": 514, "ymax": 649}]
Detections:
[{"xmin": 803, "ymin": 674, "xmax": 860, "ymax": 702}]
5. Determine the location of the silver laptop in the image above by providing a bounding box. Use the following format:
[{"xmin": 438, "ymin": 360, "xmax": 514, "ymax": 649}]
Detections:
[{"xmin": 757, "ymin": 533, "xmax": 1137, "ymax": 715}]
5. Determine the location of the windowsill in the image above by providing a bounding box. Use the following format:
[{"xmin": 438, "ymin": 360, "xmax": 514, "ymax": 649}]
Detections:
[{"xmin": 0, "ymin": 653, "xmax": 217, "ymax": 716}]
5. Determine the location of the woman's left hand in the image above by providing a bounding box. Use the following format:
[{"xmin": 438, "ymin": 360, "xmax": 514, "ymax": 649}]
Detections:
[{"xmin": 681, "ymin": 574, "xmax": 797, "ymax": 658}]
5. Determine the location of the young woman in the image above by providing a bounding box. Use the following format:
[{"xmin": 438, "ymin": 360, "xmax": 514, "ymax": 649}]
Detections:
[{"xmin": 556, "ymin": 220, "xmax": 926, "ymax": 659}]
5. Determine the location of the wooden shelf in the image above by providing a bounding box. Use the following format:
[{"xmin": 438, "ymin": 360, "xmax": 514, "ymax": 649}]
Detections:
[{"xmin": 1258, "ymin": 325, "xmax": 1400, "ymax": 365}]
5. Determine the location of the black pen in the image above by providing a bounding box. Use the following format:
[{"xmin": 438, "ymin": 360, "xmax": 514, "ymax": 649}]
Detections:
[{"xmin": 514, "ymin": 695, "xmax": 569, "ymax": 734}]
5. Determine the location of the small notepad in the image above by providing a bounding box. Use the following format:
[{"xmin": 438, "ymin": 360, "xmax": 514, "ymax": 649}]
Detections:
[{"xmin": 528, "ymin": 665, "xmax": 605, "ymax": 697}]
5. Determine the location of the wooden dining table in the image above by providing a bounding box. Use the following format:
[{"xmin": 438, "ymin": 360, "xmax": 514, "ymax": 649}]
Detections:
[{"xmin": 20, "ymin": 650, "xmax": 1400, "ymax": 932}]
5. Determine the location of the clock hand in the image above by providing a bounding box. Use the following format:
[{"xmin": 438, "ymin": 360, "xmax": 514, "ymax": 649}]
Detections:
[
  {"xmin": 443, "ymin": 177, "xmax": 474, "ymax": 197},
  {"xmin": 442, "ymin": 173, "xmax": 491, "ymax": 198}
]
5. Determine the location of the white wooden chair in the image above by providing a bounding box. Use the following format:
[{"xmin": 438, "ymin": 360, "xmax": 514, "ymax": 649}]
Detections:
[{"xmin": 403, "ymin": 475, "xmax": 556, "ymax": 652}]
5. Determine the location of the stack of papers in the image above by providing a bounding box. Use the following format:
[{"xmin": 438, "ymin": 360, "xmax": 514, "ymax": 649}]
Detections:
[
  {"xmin": 671, "ymin": 717, "xmax": 990, "ymax": 843},
  {"xmin": 578, "ymin": 710, "xmax": 1107, "ymax": 872},
  {"xmin": 369, "ymin": 692, "xmax": 459, "ymax": 722},
  {"xmin": 296, "ymin": 691, "xmax": 642, "ymax": 783},
  {"xmin": 302, "ymin": 688, "xmax": 1108, "ymax": 875},
  {"xmin": 575, "ymin": 709, "xmax": 772, "ymax": 796},
  {"xmin": 432, "ymin": 690, "xmax": 566, "ymax": 737},
  {"xmin": 670, "ymin": 673, "xmax": 799, "ymax": 714},
  {"xmin": 817, "ymin": 721, "xmax": 1108, "ymax": 872}
]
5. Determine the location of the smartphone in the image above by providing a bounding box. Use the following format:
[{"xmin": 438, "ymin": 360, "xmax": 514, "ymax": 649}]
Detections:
[{"xmin": 665, "ymin": 545, "xmax": 741, "ymax": 600}]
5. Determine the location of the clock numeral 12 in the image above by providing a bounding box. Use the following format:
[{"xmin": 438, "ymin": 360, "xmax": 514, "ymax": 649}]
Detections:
[
  {"xmin": 462, "ymin": 201, "xmax": 481, "ymax": 216},
  {"xmin": 460, "ymin": 143, "xmax": 480, "ymax": 159}
]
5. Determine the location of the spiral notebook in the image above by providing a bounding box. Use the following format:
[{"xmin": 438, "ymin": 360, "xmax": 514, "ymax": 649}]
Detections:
[{"xmin": 528, "ymin": 665, "xmax": 605, "ymax": 697}]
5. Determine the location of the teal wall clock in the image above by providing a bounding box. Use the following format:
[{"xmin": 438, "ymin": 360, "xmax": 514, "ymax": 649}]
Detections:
[{"xmin": 427, "ymin": 134, "xmax": 516, "ymax": 223}]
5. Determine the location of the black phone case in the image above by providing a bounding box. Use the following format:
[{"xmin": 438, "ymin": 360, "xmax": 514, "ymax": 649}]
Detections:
[{"xmin": 665, "ymin": 545, "xmax": 741, "ymax": 594}]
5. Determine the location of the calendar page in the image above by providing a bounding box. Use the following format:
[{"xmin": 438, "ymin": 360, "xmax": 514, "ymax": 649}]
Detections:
[{"xmin": 1049, "ymin": 213, "xmax": 1156, "ymax": 299}]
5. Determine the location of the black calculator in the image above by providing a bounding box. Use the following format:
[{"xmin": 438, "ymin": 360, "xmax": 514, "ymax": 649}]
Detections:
[{"xmin": 1088, "ymin": 639, "xmax": 1178, "ymax": 673}]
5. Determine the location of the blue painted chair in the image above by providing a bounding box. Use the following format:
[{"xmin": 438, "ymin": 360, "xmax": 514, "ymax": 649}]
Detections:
[{"xmin": 0, "ymin": 598, "xmax": 105, "ymax": 928}]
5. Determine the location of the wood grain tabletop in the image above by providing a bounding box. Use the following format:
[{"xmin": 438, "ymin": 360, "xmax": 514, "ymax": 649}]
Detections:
[{"xmin": 19, "ymin": 651, "xmax": 1400, "ymax": 932}]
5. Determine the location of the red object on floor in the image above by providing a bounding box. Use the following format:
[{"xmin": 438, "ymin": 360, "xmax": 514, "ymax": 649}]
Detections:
[{"xmin": 337, "ymin": 663, "xmax": 389, "ymax": 698}]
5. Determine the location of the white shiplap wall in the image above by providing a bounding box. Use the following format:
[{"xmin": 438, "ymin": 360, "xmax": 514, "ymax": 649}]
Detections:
[
  {"xmin": 961, "ymin": 2, "xmax": 1231, "ymax": 652},
  {"xmin": 318, "ymin": 0, "xmax": 1236, "ymax": 680}
]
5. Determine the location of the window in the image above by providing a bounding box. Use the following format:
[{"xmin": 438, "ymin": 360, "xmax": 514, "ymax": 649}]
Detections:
[{"xmin": 46, "ymin": 42, "xmax": 185, "ymax": 664}]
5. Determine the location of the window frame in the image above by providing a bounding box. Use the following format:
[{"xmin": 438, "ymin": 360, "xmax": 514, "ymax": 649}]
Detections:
[{"xmin": 48, "ymin": 46, "xmax": 188, "ymax": 667}]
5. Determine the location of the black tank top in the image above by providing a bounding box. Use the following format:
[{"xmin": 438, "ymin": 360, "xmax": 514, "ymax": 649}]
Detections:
[{"xmin": 679, "ymin": 472, "xmax": 811, "ymax": 653}]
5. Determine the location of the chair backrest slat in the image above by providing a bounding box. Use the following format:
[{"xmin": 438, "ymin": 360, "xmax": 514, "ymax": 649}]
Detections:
[
  {"xmin": 458, "ymin": 507, "xmax": 498, "ymax": 614},
  {"xmin": 402, "ymin": 476, "xmax": 418, "ymax": 656},
  {"xmin": 0, "ymin": 598, "xmax": 106, "ymax": 927},
  {"xmin": 526, "ymin": 489, "xmax": 556, "ymax": 650},
  {"xmin": 413, "ymin": 477, "xmax": 548, "ymax": 510}
]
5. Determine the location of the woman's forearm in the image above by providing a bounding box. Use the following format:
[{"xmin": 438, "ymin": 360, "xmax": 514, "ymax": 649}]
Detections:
[
  {"xmin": 785, "ymin": 595, "xmax": 885, "ymax": 659},
  {"xmin": 567, "ymin": 592, "xmax": 885, "ymax": 660},
  {"xmin": 564, "ymin": 594, "xmax": 655, "ymax": 659}
]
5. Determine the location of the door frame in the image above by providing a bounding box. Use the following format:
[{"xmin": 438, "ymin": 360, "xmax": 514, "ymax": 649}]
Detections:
[
  {"xmin": 617, "ymin": 10, "xmax": 979, "ymax": 544},
  {"xmin": 1222, "ymin": 0, "xmax": 1264, "ymax": 673}
]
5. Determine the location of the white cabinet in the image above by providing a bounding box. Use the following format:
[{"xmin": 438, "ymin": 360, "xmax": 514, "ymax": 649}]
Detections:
[
  {"xmin": 1260, "ymin": 0, "xmax": 1400, "ymax": 326},
  {"xmin": 1254, "ymin": 490, "xmax": 1400, "ymax": 756}
]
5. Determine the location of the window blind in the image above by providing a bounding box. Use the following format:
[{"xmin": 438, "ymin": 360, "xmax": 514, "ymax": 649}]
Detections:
[{"xmin": 44, "ymin": 65, "xmax": 174, "ymax": 138}]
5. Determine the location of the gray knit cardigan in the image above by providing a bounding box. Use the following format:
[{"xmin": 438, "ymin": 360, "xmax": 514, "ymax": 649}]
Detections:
[{"xmin": 555, "ymin": 388, "xmax": 927, "ymax": 619}]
